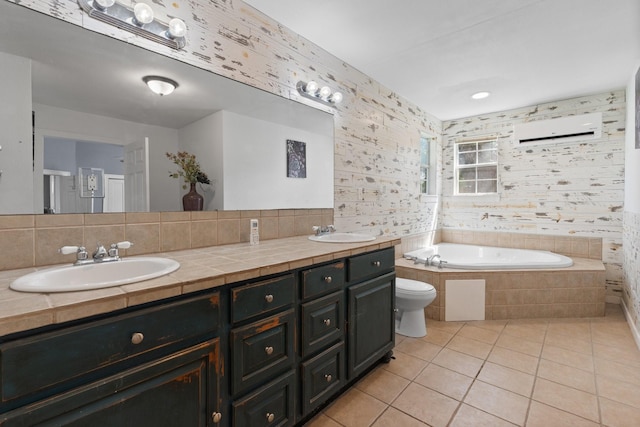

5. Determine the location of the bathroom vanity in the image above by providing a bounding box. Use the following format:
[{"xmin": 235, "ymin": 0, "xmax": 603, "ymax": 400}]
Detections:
[{"xmin": 0, "ymin": 240, "xmax": 397, "ymax": 426}]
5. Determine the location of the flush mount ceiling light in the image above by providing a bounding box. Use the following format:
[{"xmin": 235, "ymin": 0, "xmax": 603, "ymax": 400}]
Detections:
[
  {"xmin": 143, "ymin": 76, "xmax": 178, "ymax": 96},
  {"xmin": 471, "ymin": 91, "xmax": 491, "ymax": 100},
  {"xmin": 296, "ymin": 81, "xmax": 343, "ymax": 107},
  {"xmin": 77, "ymin": 0, "xmax": 187, "ymax": 49}
]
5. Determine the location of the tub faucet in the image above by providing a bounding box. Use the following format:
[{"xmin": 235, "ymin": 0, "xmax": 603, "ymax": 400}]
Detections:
[
  {"xmin": 426, "ymin": 254, "xmax": 441, "ymax": 266},
  {"xmin": 312, "ymin": 225, "xmax": 336, "ymax": 235}
]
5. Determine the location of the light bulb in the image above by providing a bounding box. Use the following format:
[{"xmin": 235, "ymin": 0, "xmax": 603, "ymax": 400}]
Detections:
[
  {"xmin": 167, "ymin": 18, "xmax": 187, "ymax": 38},
  {"xmin": 94, "ymin": 0, "xmax": 115, "ymax": 10},
  {"xmin": 319, "ymin": 86, "xmax": 332, "ymax": 100},
  {"xmin": 329, "ymin": 92, "xmax": 343, "ymax": 104},
  {"xmin": 133, "ymin": 2, "xmax": 154, "ymax": 25},
  {"xmin": 304, "ymin": 81, "xmax": 318, "ymax": 95}
]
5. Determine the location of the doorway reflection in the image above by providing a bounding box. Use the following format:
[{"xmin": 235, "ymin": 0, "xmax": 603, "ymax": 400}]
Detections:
[{"xmin": 43, "ymin": 137, "xmax": 124, "ymax": 214}]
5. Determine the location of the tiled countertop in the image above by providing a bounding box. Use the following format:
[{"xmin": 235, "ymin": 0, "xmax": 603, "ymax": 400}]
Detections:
[{"xmin": 0, "ymin": 236, "xmax": 401, "ymax": 337}]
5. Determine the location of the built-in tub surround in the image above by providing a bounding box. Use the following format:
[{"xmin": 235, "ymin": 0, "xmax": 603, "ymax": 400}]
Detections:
[
  {"xmin": 396, "ymin": 256, "xmax": 605, "ymax": 320},
  {"xmin": 399, "ymin": 231, "xmax": 605, "ymax": 319},
  {"xmin": 0, "ymin": 209, "xmax": 334, "ymax": 272}
]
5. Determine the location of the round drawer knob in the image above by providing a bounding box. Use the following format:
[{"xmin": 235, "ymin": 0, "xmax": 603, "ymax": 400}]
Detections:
[
  {"xmin": 212, "ymin": 412, "xmax": 222, "ymax": 423},
  {"xmin": 324, "ymin": 276, "xmax": 332, "ymax": 283},
  {"xmin": 265, "ymin": 346, "xmax": 274, "ymax": 355},
  {"xmin": 265, "ymin": 294, "xmax": 274, "ymax": 303},
  {"xmin": 372, "ymin": 261, "xmax": 381, "ymax": 267},
  {"xmin": 131, "ymin": 332, "xmax": 144, "ymax": 345},
  {"xmin": 325, "ymin": 374, "xmax": 332, "ymax": 382},
  {"xmin": 323, "ymin": 318, "xmax": 331, "ymax": 327},
  {"xmin": 266, "ymin": 413, "xmax": 275, "ymax": 423}
]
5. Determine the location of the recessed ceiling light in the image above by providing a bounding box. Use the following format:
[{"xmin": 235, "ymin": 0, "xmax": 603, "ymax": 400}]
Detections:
[{"xmin": 471, "ymin": 91, "xmax": 490, "ymax": 100}]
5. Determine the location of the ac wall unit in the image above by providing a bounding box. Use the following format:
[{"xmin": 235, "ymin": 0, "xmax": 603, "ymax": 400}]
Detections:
[{"xmin": 513, "ymin": 112, "xmax": 602, "ymax": 146}]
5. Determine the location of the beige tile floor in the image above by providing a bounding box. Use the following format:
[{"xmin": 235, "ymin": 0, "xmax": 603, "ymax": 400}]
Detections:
[{"xmin": 306, "ymin": 304, "xmax": 640, "ymax": 427}]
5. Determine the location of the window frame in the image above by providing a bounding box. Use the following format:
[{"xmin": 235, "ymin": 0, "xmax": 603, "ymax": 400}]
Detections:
[
  {"xmin": 453, "ymin": 138, "xmax": 498, "ymax": 196},
  {"xmin": 419, "ymin": 134, "xmax": 437, "ymax": 196}
]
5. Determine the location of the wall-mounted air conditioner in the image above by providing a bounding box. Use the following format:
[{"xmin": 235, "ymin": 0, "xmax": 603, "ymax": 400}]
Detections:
[{"xmin": 513, "ymin": 112, "xmax": 602, "ymax": 146}]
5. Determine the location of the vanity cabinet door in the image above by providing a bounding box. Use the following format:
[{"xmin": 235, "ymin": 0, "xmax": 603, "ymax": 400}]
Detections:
[
  {"xmin": 300, "ymin": 291, "xmax": 343, "ymax": 358},
  {"xmin": 300, "ymin": 342, "xmax": 345, "ymax": 416},
  {"xmin": 232, "ymin": 370, "xmax": 296, "ymax": 427},
  {"xmin": 347, "ymin": 272, "xmax": 395, "ymax": 379},
  {"xmin": 0, "ymin": 339, "xmax": 224, "ymax": 427},
  {"xmin": 230, "ymin": 309, "xmax": 295, "ymax": 396}
]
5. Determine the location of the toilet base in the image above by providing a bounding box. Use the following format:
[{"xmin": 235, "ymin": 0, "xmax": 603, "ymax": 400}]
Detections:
[{"xmin": 395, "ymin": 308, "xmax": 427, "ymax": 338}]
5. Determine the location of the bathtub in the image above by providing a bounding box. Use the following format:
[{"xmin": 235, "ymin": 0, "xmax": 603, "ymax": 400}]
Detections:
[{"xmin": 404, "ymin": 243, "xmax": 573, "ymax": 270}]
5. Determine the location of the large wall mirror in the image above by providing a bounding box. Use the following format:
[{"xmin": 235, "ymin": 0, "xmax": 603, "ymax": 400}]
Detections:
[{"xmin": 0, "ymin": 0, "xmax": 334, "ymax": 215}]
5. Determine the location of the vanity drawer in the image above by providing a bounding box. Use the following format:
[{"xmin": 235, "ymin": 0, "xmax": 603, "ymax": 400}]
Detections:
[
  {"xmin": 232, "ymin": 370, "xmax": 296, "ymax": 427},
  {"xmin": 300, "ymin": 291, "xmax": 344, "ymax": 358},
  {"xmin": 0, "ymin": 291, "xmax": 220, "ymax": 406},
  {"xmin": 231, "ymin": 274, "xmax": 295, "ymax": 324},
  {"xmin": 230, "ymin": 309, "xmax": 295, "ymax": 396},
  {"xmin": 301, "ymin": 262, "xmax": 345, "ymax": 300},
  {"xmin": 300, "ymin": 342, "xmax": 345, "ymax": 416},
  {"xmin": 348, "ymin": 248, "xmax": 395, "ymax": 283}
]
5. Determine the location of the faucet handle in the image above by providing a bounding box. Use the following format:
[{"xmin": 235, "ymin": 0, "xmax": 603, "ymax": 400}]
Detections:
[
  {"xmin": 115, "ymin": 241, "xmax": 132, "ymax": 249},
  {"xmin": 312, "ymin": 226, "xmax": 320, "ymax": 232},
  {"xmin": 327, "ymin": 225, "xmax": 336, "ymax": 232},
  {"xmin": 59, "ymin": 246, "xmax": 81, "ymax": 255}
]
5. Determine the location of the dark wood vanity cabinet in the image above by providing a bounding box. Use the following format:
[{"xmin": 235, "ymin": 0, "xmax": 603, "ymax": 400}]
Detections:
[
  {"xmin": 0, "ymin": 247, "xmax": 395, "ymax": 426},
  {"xmin": 0, "ymin": 291, "xmax": 224, "ymax": 426}
]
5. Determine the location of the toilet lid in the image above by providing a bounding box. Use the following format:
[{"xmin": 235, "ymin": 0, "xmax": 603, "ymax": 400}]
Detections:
[{"xmin": 396, "ymin": 278, "xmax": 435, "ymax": 295}]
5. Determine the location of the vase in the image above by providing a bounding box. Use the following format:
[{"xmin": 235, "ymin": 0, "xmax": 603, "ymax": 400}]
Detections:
[{"xmin": 182, "ymin": 183, "xmax": 204, "ymax": 211}]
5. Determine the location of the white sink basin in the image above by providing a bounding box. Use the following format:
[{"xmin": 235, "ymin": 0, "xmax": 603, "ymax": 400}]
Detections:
[
  {"xmin": 308, "ymin": 232, "xmax": 376, "ymax": 243},
  {"xmin": 10, "ymin": 257, "xmax": 180, "ymax": 293}
]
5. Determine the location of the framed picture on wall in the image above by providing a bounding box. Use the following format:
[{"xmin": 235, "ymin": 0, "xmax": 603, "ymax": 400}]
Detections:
[
  {"xmin": 636, "ymin": 65, "xmax": 640, "ymax": 149},
  {"xmin": 287, "ymin": 139, "xmax": 307, "ymax": 178}
]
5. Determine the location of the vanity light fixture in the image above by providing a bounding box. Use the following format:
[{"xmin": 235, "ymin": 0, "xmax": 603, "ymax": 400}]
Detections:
[
  {"xmin": 77, "ymin": 0, "xmax": 187, "ymax": 49},
  {"xmin": 143, "ymin": 76, "xmax": 178, "ymax": 96},
  {"xmin": 297, "ymin": 80, "xmax": 343, "ymax": 107}
]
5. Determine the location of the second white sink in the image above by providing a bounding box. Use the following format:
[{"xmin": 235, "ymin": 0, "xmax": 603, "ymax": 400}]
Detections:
[
  {"xmin": 10, "ymin": 257, "xmax": 180, "ymax": 293},
  {"xmin": 308, "ymin": 232, "xmax": 376, "ymax": 243}
]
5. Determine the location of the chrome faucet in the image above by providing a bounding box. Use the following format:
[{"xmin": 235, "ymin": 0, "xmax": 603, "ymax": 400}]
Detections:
[
  {"xmin": 59, "ymin": 241, "xmax": 132, "ymax": 266},
  {"xmin": 93, "ymin": 243, "xmax": 108, "ymax": 260},
  {"xmin": 426, "ymin": 254, "xmax": 441, "ymax": 266},
  {"xmin": 312, "ymin": 225, "xmax": 336, "ymax": 235}
]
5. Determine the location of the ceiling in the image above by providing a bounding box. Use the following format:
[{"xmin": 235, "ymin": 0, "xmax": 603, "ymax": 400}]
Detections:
[{"xmin": 244, "ymin": 0, "xmax": 640, "ymax": 120}]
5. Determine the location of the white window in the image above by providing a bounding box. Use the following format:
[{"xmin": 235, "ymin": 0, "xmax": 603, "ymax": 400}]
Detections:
[
  {"xmin": 454, "ymin": 139, "xmax": 498, "ymax": 194},
  {"xmin": 420, "ymin": 135, "xmax": 436, "ymax": 195}
]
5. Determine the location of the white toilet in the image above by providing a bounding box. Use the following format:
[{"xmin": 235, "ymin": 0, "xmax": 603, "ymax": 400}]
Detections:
[{"xmin": 395, "ymin": 278, "xmax": 437, "ymax": 338}]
